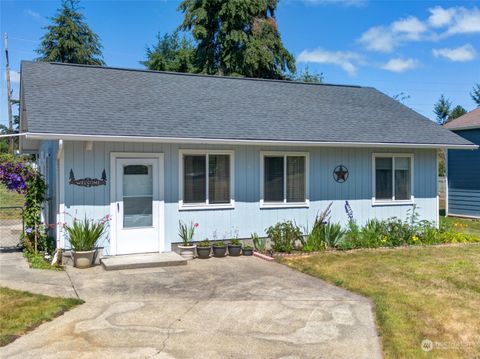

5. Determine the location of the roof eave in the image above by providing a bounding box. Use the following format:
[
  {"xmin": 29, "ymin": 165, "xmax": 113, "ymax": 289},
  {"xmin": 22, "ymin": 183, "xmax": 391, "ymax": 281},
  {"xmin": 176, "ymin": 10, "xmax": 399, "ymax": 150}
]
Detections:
[
  {"xmin": 444, "ymin": 125, "xmax": 480, "ymax": 131},
  {"xmin": 24, "ymin": 132, "xmax": 478, "ymax": 150}
]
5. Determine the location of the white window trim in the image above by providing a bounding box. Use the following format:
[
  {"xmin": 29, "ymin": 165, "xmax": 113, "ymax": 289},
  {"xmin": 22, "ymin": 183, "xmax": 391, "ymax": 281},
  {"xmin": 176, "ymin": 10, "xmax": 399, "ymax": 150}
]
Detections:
[
  {"xmin": 178, "ymin": 149, "xmax": 235, "ymax": 210},
  {"xmin": 260, "ymin": 151, "xmax": 310, "ymax": 209},
  {"xmin": 372, "ymin": 153, "xmax": 415, "ymax": 206}
]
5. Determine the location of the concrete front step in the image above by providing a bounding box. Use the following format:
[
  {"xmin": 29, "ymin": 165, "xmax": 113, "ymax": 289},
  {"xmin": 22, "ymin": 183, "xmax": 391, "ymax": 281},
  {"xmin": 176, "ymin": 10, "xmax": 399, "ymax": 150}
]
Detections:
[{"xmin": 100, "ymin": 252, "xmax": 187, "ymax": 271}]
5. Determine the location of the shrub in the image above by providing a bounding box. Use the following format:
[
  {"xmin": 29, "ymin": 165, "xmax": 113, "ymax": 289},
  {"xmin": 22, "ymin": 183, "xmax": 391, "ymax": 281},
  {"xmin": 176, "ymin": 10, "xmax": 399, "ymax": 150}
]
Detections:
[
  {"xmin": 302, "ymin": 203, "xmax": 334, "ymax": 252},
  {"xmin": 303, "ymin": 224, "xmax": 324, "ymax": 252},
  {"xmin": 266, "ymin": 221, "xmax": 302, "ymax": 253},
  {"xmin": 321, "ymin": 222, "xmax": 346, "ymax": 249},
  {"xmin": 23, "ymin": 251, "xmax": 62, "ymax": 271},
  {"xmin": 251, "ymin": 233, "xmax": 266, "ymax": 252},
  {"xmin": 0, "ymin": 157, "xmax": 48, "ymax": 253},
  {"xmin": 230, "ymin": 239, "xmax": 241, "ymax": 246},
  {"xmin": 213, "ymin": 241, "xmax": 225, "ymax": 247}
]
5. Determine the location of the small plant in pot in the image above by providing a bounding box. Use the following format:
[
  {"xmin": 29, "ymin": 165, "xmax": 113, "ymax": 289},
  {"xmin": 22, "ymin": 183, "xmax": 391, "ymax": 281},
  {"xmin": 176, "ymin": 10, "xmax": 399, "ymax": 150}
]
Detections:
[
  {"xmin": 228, "ymin": 239, "xmax": 242, "ymax": 256},
  {"xmin": 242, "ymin": 244, "xmax": 253, "ymax": 256},
  {"xmin": 177, "ymin": 220, "xmax": 198, "ymax": 260},
  {"xmin": 212, "ymin": 241, "xmax": 227, "ymax": 257},
  {"xmin": 65, "ymin": 215, "xmax": 108, "ymax": 269},
  {"xmin": 196, "ymin": 239, "xmax": 211, "ymax": 259}
]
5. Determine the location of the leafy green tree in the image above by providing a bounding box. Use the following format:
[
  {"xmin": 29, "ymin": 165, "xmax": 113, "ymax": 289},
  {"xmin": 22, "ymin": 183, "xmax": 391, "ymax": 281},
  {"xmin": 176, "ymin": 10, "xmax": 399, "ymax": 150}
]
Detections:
[
  {"xmin": 294, "ymin": 66, "xmax": 323, "ymax": 83},
  {"xmin": 178, "ymin": 0, "xmax": 295, "ymax": 79},
  {"xmin": 142, "ymin": 32, "xmax": 196, "ymax": 73},
  {"xmin": 434, "ymin": 95, "xmax": 451, "ymax": 125},
  {"xmin": 471, "ymin": 84, "xmax": 480, "ymax": 107},
  {"xmin": 392, "ymin": 92, "xmax": 410, "ymax": 104},
  {"xmin": 0, "ymin": 100, "xmax": 20, "ymax": 153},
  {"xmin": 448, "ymin": 105, "xmax": 467, "ymax": 121},
  {"xmin": 36, "ymin": 0, "xmax": 104, "ymax": 65}
]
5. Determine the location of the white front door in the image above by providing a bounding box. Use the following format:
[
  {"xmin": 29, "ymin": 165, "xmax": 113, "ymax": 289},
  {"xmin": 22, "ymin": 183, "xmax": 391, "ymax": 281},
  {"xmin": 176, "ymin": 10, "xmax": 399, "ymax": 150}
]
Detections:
[{"xmin": 115, "ymin": 157, "xmax": 160, "ymax": 254}]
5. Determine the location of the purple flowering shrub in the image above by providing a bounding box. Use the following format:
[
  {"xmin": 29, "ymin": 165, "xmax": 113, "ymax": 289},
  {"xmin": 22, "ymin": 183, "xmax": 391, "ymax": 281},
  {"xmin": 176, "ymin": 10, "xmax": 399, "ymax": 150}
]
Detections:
[
  {"xmin": 0, "ymin": 157, "xmax": 48, "ymax": 252},
  {"xmin": 0, "ymin": 161, "xmax": 32, "ymax": 194}
]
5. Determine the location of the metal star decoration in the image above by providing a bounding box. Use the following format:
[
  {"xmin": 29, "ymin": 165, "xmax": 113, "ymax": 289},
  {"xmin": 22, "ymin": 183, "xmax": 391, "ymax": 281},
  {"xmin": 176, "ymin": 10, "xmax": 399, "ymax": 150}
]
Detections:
[{"xmin": 333, "ymin": 165, "xmax": 349, "ymax": 183}]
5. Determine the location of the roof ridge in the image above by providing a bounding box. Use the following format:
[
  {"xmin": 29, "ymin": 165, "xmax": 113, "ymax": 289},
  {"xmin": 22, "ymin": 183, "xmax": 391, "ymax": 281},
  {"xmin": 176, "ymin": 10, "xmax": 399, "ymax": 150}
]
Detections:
[{"xmin": 24, "ymin": 60, "xmax": 364, "ymax": 89}]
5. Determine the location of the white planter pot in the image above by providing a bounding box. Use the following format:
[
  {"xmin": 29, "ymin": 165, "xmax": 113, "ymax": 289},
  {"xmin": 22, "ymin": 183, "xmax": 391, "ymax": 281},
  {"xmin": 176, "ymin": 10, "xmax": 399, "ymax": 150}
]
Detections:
[
  {"xmin": 72, "ymin": 250, "xmax": 95, "ymax": 269},
  {"xmin": 178, "ymin": 245, "xmax": 196, "ymax": 260}
]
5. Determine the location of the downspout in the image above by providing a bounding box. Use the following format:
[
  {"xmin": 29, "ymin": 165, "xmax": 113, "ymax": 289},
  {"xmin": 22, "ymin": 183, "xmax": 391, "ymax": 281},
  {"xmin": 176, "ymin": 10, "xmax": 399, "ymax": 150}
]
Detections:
[
  {"xmin": 56, "ymin": 139, "xmax": 64, "ymax": 160},
  {"xmin": 54, "ymin": 139, "xmax": 65, "ymax": 265},
  {"xmin": 444, "ymin": 149, "xmax": 449, "ymax": 217}
]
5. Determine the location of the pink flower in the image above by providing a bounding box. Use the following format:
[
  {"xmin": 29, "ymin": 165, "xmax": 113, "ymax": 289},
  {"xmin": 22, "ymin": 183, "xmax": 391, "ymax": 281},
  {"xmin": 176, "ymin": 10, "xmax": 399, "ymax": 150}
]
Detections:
[{"xmin": 194, "ymin": 223, "xmax": 199, "ymax": 228}]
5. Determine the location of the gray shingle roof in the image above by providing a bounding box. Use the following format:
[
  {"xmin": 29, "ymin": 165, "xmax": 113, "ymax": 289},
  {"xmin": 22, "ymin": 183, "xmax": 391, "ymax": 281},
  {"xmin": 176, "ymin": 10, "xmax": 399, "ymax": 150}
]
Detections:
[{"xmin": 20, "ymin": 61, "xmax": 473, "ymax": 147}]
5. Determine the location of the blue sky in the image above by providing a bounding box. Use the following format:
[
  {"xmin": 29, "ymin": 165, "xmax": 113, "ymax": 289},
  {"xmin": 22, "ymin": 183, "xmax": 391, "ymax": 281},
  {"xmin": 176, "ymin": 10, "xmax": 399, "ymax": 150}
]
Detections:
[{"xmin": 1, "ymin": 0, "xmax": 479, "ymax": 127}]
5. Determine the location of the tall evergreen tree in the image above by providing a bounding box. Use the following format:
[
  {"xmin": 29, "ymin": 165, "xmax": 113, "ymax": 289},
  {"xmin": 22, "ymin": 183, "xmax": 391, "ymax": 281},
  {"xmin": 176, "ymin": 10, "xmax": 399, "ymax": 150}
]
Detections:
[
  {"xmin": 448, "ymin": 105, "xmax": 467, "ymax": 121},
  {"xmin": 471, "ymin": 84, "xmax": 480, "ymax": 107},
  {"xmin": 434, "ymin": 94, "xmax": 451, "ymax": 125},
  {"xmin": 36, "ymin": 0, "xmax": 104, "ymax": 65},
  {"xmin": 178, "ymin": 0, "xmax": 295, "ymax": 79},
  {"xmin": 142, "ymin": 32, "xmax": 196, "ymax": 73}
]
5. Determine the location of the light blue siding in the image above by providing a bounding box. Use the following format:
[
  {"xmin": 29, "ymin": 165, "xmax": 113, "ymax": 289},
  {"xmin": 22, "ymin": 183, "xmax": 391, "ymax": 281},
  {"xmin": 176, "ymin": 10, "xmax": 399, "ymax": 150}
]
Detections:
[
  {"xmin": 60, "ymin": 141, "xmax": 438, "ymax": 254},
  {"xmin": 38, "ymin": 140, "xmax": 58, "ymax": 232},
  {"xmin": 447, "ymin": 129, "xmax": 480, "ymax": 218}
]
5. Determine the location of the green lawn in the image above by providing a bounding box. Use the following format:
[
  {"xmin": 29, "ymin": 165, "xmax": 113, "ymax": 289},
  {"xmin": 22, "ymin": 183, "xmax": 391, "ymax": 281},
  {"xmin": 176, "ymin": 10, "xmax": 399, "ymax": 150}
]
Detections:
[
  {"xmin": 280, "ymin": 244, "xmax": 480, "ymax": 359},
  {"xmin": 440, "ymin": 215, "xmax": 480, "ymax": 237},
  {"xmin": 0, "ymin": 287, "xmax": 83, "ymax": 346},
  {"xmin": 0, "ymin": 185, "xmax": 24, "ymax": 219}
]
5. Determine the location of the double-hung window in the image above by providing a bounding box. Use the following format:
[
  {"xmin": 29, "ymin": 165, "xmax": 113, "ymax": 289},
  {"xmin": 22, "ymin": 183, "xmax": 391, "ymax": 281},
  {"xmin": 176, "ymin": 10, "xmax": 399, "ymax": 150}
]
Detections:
[
  {"xmin": 373, "ymin": 154, "xmax": 414, "ymax": 204},
  {"xmin": 261, "ymin": 152, "xmax": 309, "ymax": 207},
  {"xmin": 179, "ymin": 150, "xmax": 234, "ymax": 209}
]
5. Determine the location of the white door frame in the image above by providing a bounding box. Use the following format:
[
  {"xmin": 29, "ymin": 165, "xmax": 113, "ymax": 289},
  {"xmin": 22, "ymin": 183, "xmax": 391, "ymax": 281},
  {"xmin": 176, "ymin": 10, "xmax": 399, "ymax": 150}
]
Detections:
[{"xmin": 109, "ymin": 152, "xmax": 165, "ymax": 255}]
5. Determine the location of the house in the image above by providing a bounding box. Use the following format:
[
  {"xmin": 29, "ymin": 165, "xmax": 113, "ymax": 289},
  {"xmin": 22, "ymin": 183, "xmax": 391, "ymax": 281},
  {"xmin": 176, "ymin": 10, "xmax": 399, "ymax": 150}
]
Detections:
[
  {"xmin": 18, "ymin": 61, "xmax": 476, "ymax": 256},
  {"xmin": 443, "ymin": 109, "xmax": 480, "ymax": 218}
]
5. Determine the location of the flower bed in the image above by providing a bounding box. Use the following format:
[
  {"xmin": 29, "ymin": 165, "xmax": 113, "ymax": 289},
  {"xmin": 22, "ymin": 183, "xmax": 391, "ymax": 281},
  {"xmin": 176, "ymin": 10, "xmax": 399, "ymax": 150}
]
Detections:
[{"xmin": 263, "ymin": 203, "xmax": 480, "ymax": 254}]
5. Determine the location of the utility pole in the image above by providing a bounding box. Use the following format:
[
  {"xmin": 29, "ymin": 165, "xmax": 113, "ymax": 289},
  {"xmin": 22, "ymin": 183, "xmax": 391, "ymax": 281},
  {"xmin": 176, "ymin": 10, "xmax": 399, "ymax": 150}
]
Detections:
[{"xmin": 4, "ymin": 32, "xmax": 13, "ymax": 153}]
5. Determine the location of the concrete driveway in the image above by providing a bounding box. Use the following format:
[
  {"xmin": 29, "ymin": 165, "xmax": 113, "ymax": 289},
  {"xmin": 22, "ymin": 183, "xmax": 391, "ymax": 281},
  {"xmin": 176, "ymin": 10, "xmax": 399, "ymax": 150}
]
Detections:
[{"xmin": 1, "ymin": 254, "xmax": 382, "ymax": 359}]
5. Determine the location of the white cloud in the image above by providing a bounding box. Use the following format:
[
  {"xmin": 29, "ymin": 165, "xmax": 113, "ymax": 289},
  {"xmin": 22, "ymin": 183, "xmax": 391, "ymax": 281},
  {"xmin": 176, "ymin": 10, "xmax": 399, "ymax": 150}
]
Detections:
[
  {"xmin": 358, "ymin": 26, "xmax": 396, "ymax": 52},
  {"xmin": 392, "ymin": 16, "xmax": 428, "ymax": 40},
  {"xmin": 446, "ymin": 7, "xmax": 480, "ymax": 35},
  {"xmin": 359, "ymin": 6, "xmax": 480, "ymax": 52},
  {"xmin": 381, "ymin": 58, "xmax": 419, "ymax": 73},
  {"xmin": 428, "ymin": 6, "xmax": 456, "ymax": 28},
  {"xmin": 5, "ymin": 70, "xmax": 20, "ymax": 84},
  {"xmin": 358, "ymin": 17, "xmax": 428, "ymax": 53},
  {"xmin": 433, "ymin": 44, "xmax": 477, "ymax": 62},
  {"xmin": 25, "ymin": 9, "xmax": 46, "ymax": 23},
  {"xmin": 297, "ymin": 49, "xmax": 362, "ymax": 75}
]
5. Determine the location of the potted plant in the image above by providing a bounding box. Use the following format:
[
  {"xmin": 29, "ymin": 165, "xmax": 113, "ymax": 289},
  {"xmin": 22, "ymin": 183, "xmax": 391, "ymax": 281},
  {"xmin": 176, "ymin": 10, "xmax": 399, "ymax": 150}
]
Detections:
[
  {"xmin": 228, "ymin": 239, "xmax": 242, "ymax": 256},
  {"xmin": 196, "ymin": 239, "xmax": 211, "ymax": 259},
  {"xmin": 65, "ymin": 216, "xmax": 108, "ymax": 269},
  {"xmin": 212, "ymin": 241, "xmax": 227, "ymax": 257},
  {"xmin": 177, "ymin": 220, "xmax": 198, "ymax": 260},
  {"xmin": 242, "ymin": 244, "xmax": 253, "ymax": 256}
]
